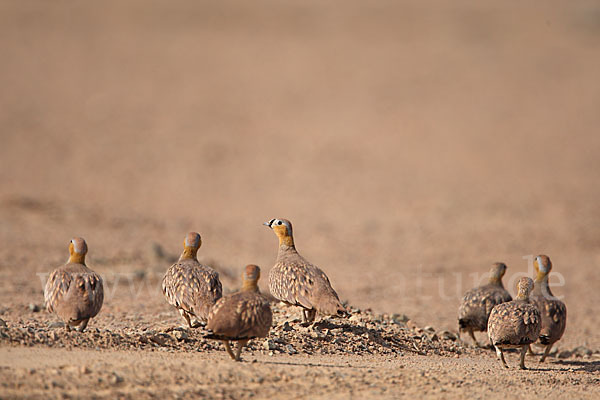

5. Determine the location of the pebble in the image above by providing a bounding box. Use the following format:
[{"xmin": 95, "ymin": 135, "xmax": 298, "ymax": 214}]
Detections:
[
  {"xmin": 28, "ymin": 304, "xmax": 41, "ymax": 313},
  {"xmin": 558, "ymin": 350, "xmax": 572, "ymax": 359},
  {"xmin": 264, "ymin": 339, "xmax": 277, "ymax": 350},
  {"xmin": 391, "ymin": 313, "xmax": 410, "ymax": 323},
  {"xmin": 349, "ymin": 315, "xmax": 361, "ymax": 322},
  {"xmin": 440, "ymin": 330, "xmax": 457, "ymax": 341},
  {"xmin": 573, "ymin": 346, "xmax": 592, "ymax": 357},
  {"xmin": 80, "ymin": 366, "xmax": 91, "ymax": 374},
  {"xmin": 173, "ymin": 330, "xmax": 188, "ymax": 341},
  {"xmin": 0, "ymin": 318, "xmax": 7, "ymax": 328},
  {"xmin": 150, "ymin": 334, "xmax": 167, "ymax": 347},
  {"xmin": 285, "ymin": 344, "xmax": 298, "ymax": 355},
  {"xmin": 281, "ymin": 321, "xmax": 294, "ymax": 332},
  {"xmin": 109, "ymin": 373, "xmax": 124, "ymax": 385}
]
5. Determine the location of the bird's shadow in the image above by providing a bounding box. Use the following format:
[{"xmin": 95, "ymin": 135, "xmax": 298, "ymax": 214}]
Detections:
[
  {"xmin": 255, "ymin": 359, "xmax": 371, "ymax": 369},
  {"xmin": 552, "ymin": 359, "xmax": 600, "ymax": 373}
]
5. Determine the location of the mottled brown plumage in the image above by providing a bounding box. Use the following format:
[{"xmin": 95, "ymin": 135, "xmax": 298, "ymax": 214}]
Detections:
[
  {"xmin": 530, "ymin": 255, "xmax": 567, "ymax": 362},
  {"xmin": 162, "ymin": 232, "xmax": 222, "ymax": 328},
  {"xmin": 44, "ymin": 237, "xmax": 104, "ymax": 332},
  {"xmin": 263, "ymin": 218, "xmax": 347, "ymax": 323},
  {"xmin": 458, "ymin": 262, "xmax": 512, "ymax": 346},
  {"xmin": 488, "ymin": 277, "xmax": 541, "ymax": 370},
  {"xmin": 206, "ymin": 265, "xmax": 272, "ymax": 361}
]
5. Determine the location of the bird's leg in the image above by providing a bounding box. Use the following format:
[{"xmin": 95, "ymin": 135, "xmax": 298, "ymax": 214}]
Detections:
[
  {"xmin": 468, "ymin": 328, "xmax": 480, "ymax": 347},
  {"xmin": 527, "ymin": 344, "xmax": 536, "ymax": 356},
  {"xmin": 519, "ymin": 346, "xmax": 528, "ymax": 370},
  {"xmin": 222, "ymin": 341, "xmax": 236, "ymax": 360},
  {"xmin": 179, "ymin": 309, "xmax": 193, "ymax": 329},
  {"xmin": 307, "ymin": 309, "xmax": 317, "ymax": 323},
  {"xmin": 235, "ymin": 340, "xmax": 249, "ymax": 362},
  {"xmin": 540, "ymin": 344, "xmax": 553, "ymax": 363},
  {"xmin": 301, "ymin": 309, "xmax": 308, "ymax": 323},
  {"xmin": 65, "ymin": 322, "xmax": 71, "ymax": 333},
  {"xmin": 495, "ymin": 345, "xmax": 509, "ymax": 369},
  {"xmin": 78, "ymin": 318, "xmax": 89, "ymax": 333}
]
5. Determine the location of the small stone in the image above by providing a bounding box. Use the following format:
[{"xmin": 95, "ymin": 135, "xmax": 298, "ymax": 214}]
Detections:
[
  {"xmin": 440, "ymin": 330, "xmax": 457, "ymax": 341},
  {"xmin": 557, "ymin": 350, "xmax": 572, "ymax": 359},
  {"xmin": 391, "ymin": 313, "xmax": 409, "ymax": 323},
  {"xmin": 48, "ymin": 322, "xmax": 65, "ymax": 329},
  {"xmin": 349, "ymin": 315, "xmax": 361, "ymax": 322},
  {"xmin": 150, "ymin": 334, "xmax": 167, "ymax": 346},
  {"xmin": 50, "ymin": 331, "xmax": 60, "ymax": 341},
  {"xmin": 281, "ymin": 322, "xmax": 294, "ymax": 332},
  {"xmin": 424, "ymin": 326, "xmax": 435, "ymax": 333},
  {"xmin": 109, "ymin": 373, "xmax": 123, "ymax": 385},
  {"xmin": 573, "ymin": 346, "xmax": 592, "ymax": 357},
  {"xmin": 173, "ymin": 330, "xmax": 188, "ymax": 341},
  {"xmin": 264, "ymin": 339, "xmax": 277, "ymax": 351},
  {"xmin": 29, "ymin": 304, "xmax": 41, "ymax": 313},
  {"xmin": 80, "ymin": 366, "xmax": 91, "ymax": 374},
  {"xmin": 285, "ymin": 344, "xmax": 297, "ymax": 355},
  {"xmin": 0, "ymin": 318, "xmax": 7, "ymax": 328}
]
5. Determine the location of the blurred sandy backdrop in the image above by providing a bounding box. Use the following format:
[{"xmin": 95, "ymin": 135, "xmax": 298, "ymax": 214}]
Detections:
[{"xmin": 1, "ymin": 1, "xmax": 599, "ymax": 347}]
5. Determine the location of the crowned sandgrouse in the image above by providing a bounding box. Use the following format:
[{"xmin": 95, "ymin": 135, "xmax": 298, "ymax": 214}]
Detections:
[
  {"xmin": 205, "ymin": 265, "xmax": 272, "ymax": 361},
  {"xmin": 162, "ymin": 232, "xmax": 222, "ymax": 328},
  {"xmin": 264, "ymin": 218, "xmax": 347, "ymax": 323},
  {"xmin": 44, "ymin": 237, "xmax": 104, "ymax": 332}
]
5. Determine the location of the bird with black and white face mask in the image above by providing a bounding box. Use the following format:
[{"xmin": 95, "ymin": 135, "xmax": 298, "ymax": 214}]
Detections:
[{"xmin": 263, "ymin": 218, "xmax": 347, "ymax": 324}]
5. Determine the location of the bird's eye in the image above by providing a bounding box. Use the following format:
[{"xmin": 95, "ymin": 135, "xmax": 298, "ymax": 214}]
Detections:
[{"xmin": 277, "ymin": 221, "xmax": 282, "ymax": 225}]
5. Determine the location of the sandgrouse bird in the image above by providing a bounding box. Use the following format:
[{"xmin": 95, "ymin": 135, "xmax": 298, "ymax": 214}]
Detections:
[
  {"xmin": 488, "ymin": 277, "xmax": 541, "ymax": 370},
  {"xmin": 263, "ymin": 218, "xmax": 347, "ymax": 323},
  {"xmin": 44, "ymin": 237, "xmax": 104, "ymax": 332},
  {"xmin": 205, "ymin": 265, "xmax": 272, "ymax": 361},
  {"xmin": 162, "ymin": 232, "xmax": 222, "ymax": 328},
  {"xmin": 458, "ymin": 262, "xmax": 512, "ymax": 346},
  {"xmin": 529, "ymin": 255, "xmax": 567, "ymax": 362}
]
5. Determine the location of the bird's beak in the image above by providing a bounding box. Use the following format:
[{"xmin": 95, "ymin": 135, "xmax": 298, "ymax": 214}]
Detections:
[{"xmin": 263, "ymin": 221, "xmax": 271, "ymax": 227}]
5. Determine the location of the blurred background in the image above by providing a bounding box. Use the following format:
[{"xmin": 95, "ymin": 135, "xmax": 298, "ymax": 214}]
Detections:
[{"xmin": 1, "ymin": 1, "xmax": 599, "ymax": 347}]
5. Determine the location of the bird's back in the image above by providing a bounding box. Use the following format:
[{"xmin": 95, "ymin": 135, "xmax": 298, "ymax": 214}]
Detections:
[
  {"xmin": 44, "ymin": 263, "xmax": 104, "ymax": 322},
  {"xmin": 269, "ymin": 249, "xmax": 344, "ymax": 315},
  {"xmin": 530, "ymin": 294, "xmax": 567, "ymax": 345},
  {"xmin": 162, "ymin": 259, "xmax": 222, "ymax": 321},
  {"xmin": 488, "ymin": 300, "xmax": 541, "ymax": 346},
  {"xmin": 206, "ymin": 291, "xmax": 272, "ymax": 340},
  {"xmin": 459, "ymin": 284, "xmax": 512, "ymax": 331}
]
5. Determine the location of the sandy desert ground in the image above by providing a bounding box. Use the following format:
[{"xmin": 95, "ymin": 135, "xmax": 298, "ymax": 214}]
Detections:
[{"xmin": 1, "ymin": 0, "xmax": 600, "ymax": 398}]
